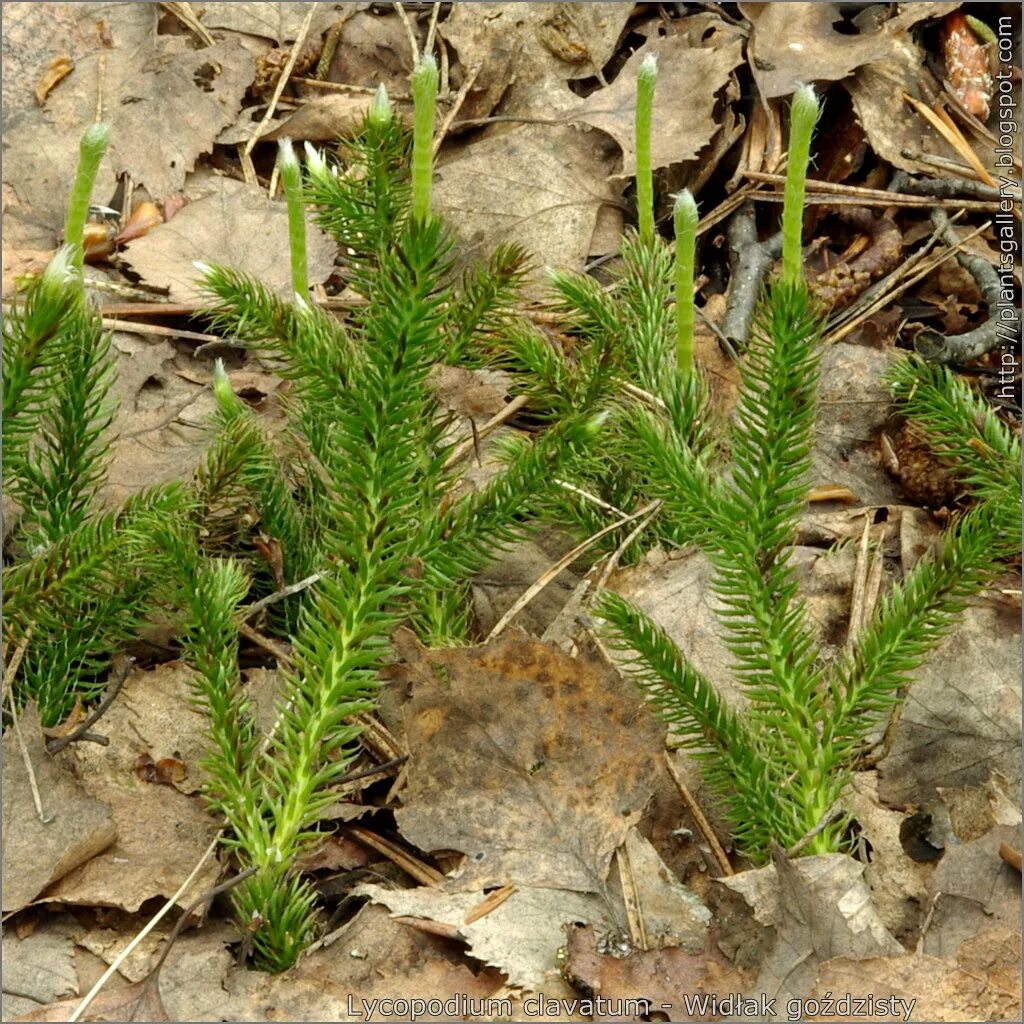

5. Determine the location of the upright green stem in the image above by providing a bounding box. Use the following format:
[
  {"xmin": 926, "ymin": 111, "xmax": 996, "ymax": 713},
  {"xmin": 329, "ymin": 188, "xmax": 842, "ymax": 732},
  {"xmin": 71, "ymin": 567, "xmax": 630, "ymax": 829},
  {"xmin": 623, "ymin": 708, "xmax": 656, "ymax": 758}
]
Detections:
[
  {"xmin": 780, "ymin": 85, "xmax": 820, "ymax": 289},
  {"xmin": 278, "ymin": 139, "xmax": 308, "ymax": 298},
  {"xmin": 64, "ymin": 123, "xmax": 109, "ymax": 273},
  {"xmin": 635, "ymin": 54, "xmax": 658, "ymax": 246},
  {"xmin": 673, "ymin": 190, "xmax": 698, "ymax": 378},
  {"xmin": 410, "ymin": 56, "xmax": 438, "ymax": 222}
]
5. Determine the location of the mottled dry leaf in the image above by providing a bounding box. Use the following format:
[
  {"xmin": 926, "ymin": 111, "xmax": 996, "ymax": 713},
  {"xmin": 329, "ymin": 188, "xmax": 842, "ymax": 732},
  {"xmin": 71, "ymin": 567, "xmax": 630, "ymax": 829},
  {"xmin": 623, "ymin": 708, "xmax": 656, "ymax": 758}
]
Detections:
[
  {"xmin": 846, "ymin": 773, "xmax": 930, "ymax": 944},
  {"xmin": 320, "ymin": 8, "xmax": 412, "ymax": 94},
  {"xmin": 102, "ymin": 333, "xmax": 214, "ymax": 506},
  {"xmin": 434, "ymin": 124, "xmax": 620, "ymax": 280},
  {"xmin": 37, "ymin": 782, "xmax": 219, "ymax": 914},
  {"xmin": 122, "ymin": 176, "xmax": 336, "ymax": 302},
  {"xmin": 3, "ymin": 37, "xmax": 254, "ymax": 239},
  {"xmin": 357, "ymin": 882, "xmax": 614, "ymax": 989},
  {"xmin": 71, "ymin": 662, "xmax": 211, "ymax": 796},
  {"xmin": 809, "ymin": 927, "xmax": 1021, "ymax": 1022},
  {"xmin": 2, "ymin": 705, "xmax": 116, "ymax": 914},
  {"xmin": 13, "ymin": 980, "xmax": 167, "ymax": 1023},
  {"xmin": 578, "ymin": 33, "xmax": 745, "ymax": 175},
  {"xmin": 394, "ymin": 631, "xmax": 663, "ymax": 892},
  {"xmin": 877, "ymin": 600, "xmax": 1022, "ymax": 806},
  {"xmin": 471, "ymin": 538, "xmax": 584, "ymax": 640},
  {"xmin": 564, "ymin": 922, "xmax": 748, "ymax": 1023},
  {"xmin": 721, "ymin": 851, "xmax": 902, "ymax": 1004},
  {"xmin": 263, "ymin": 91, "xmax": 375, "ymax": 143},
  {"xmin": 197, "ymin": 2, "xmax": 354, "ymax": 45}
]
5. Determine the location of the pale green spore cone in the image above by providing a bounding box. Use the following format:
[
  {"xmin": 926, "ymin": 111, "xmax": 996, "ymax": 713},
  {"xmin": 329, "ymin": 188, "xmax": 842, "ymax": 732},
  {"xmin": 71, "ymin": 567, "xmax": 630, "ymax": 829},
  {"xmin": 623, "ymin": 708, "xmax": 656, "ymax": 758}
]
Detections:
[
  {"xmin": 635, "ymin": 53, "xmax": 658, "ymax": 245},
  {"xmin": 410, "ymin": 56, "xmax": 439, "ymax": 221},
  {"xmin": 369, "ymin": 82, "xmax": 392, "ymax": 126},
  {"xmin": 64, "ymin": 122, "xmax": 109, "ymax": 272},
  {"xmin": 673, "ymin": 189, "xmax": 698, "ymax": 379},
  {"xmin": 781, "ymin": 85, "xmax": 819, "ymax": 289},
  {"xmin": 278, "ymin": 138, "xmax": 308, "ymax": 298}
]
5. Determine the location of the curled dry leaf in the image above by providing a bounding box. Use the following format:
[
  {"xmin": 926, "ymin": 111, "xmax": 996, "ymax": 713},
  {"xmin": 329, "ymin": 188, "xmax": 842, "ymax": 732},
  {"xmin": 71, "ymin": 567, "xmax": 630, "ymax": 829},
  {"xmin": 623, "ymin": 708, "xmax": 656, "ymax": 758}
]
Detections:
[{"xmin": 33, "ymin": 56, "xmax": 74, "ymax": 106}]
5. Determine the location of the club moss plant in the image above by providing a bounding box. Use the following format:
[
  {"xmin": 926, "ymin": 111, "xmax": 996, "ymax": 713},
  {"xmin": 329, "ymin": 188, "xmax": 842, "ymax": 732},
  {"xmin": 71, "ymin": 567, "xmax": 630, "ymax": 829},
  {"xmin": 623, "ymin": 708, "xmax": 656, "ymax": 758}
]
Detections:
[
  {"xmin": 3, "ymin": 124, "xmax": 191, "ymax": 725},
  {"xmin": 189, "ymin": 58, "xmax": 598, "ymax": 969},
  {"xmin": 591, "ymin": 84, "xmax": 1021, "ymax": 860}
]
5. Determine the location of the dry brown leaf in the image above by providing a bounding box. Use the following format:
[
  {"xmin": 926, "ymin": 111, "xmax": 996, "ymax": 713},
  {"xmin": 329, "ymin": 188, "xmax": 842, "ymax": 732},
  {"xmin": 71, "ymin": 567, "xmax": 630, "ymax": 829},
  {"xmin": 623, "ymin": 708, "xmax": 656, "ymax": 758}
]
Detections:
[
  {"xmin": 2, "ymin": 705, "xmax": 116, "ymax": 915},
  {"xmin": 393, "ymin": 630, "xmax": 664, "ymax": 893},
  {"xmin": 846, "ymin": 21, "xmax": 1001, "ymax": 178},
  {"xmin": 720, "ymin": 850, "xmax": 903, "ymax": 1004},
  {"xmin": 36, "ymin": 664, "xmax": 222, "ymax": 913},
  {"xmin": 808, "ymin": 927, "xmax": 1021, "ymax": 1022},
  {"xmin": 814, "ymin": 342, "xmax": 903, "ymax": 506},
  {"xmin": 614, "ymin": 828, "xmax": 711, "ymax": 953},
  {"xmin": 846, "ymin": 773, "xmax": 931, "ymax": 945},
  {"xmin": 1, "ymin": 915, "xmax": 78, "ymax": 1019},
  {"xmin": 357, "ymin": 882, "xmax": 615, "ymax": 989},
  {"xmin": 1, "ymin": 2, "xmax": 155, "ymax": 122},
  {"xmin": 564, "ymin": 922, "xmax": 749, "ymax": 1023},
  {"xmin": 264, "ymin": 91, "xmax": 377, "ymax": 143},
  {"xmin": 319, "ymin": 8, "xmax": 413, "ymax": 95},
  {"xmin": 577, "ymin": 33, "xmax": 745, "ymax": 176},
  {"xmin": 122, "ymin": 176, "xmax": 336, "ymax": 303},
  {"xmin": 920, "ymin": 824, "xmax": 1022, "ymax": 959},
  {"xmin": 3, "ymin": 37, "xmax": 255, "ymax": 240},
  {"xmin": 434, "ymin": 124, "xmax": 621, "ymax": 282},
  {"xmin": 153, "ymin": 904, "xmax": 504, "ymax": 1021},
  {"xmin": 877, "ymin": 599, "xmax": 1022, "ymax": 807},
  {"xmin": 102, "ymin": 333, "xmax": 214, "ymax": 506},
  {"xmin": 739, "ymin": 2, "xmax": 897, "ymax": 100},
  {"xmin": 440, "ymin": 3, "xmax": 632, "ymax": 120},
  {"xmin": 197, "ymin": 2, "xmax": 353, "ymax": 45}
]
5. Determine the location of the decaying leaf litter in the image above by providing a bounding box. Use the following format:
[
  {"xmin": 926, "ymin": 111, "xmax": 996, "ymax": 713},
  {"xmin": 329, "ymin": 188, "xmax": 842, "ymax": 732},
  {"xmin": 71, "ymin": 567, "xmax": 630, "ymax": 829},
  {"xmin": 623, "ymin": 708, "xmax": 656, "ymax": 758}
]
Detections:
[{"xmin": 2, "ymin": 2, "xmax": 1020, "ymax": 1021}]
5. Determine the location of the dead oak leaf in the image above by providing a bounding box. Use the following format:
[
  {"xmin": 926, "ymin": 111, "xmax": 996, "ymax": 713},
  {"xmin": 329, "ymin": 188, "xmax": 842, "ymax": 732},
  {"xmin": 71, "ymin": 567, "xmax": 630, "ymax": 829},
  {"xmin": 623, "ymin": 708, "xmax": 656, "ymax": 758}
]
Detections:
[
  {"xmin": 577, "ymin": 33, "xmax": 745, "ymax": 175},
  {"xmin": 808, "ymin": 927, "xmax": 1021, "ymax": 1022},
  {"xmin": 122, "ymin": 176, "xmax": 336, "ymax": 302},
  {"xmin": 440, "ymin": 3, "xmax": 633, "ymax": 120},
  {"xmin": 394, "ymin": 631, "xmax": 664, "ymax": 893}
]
